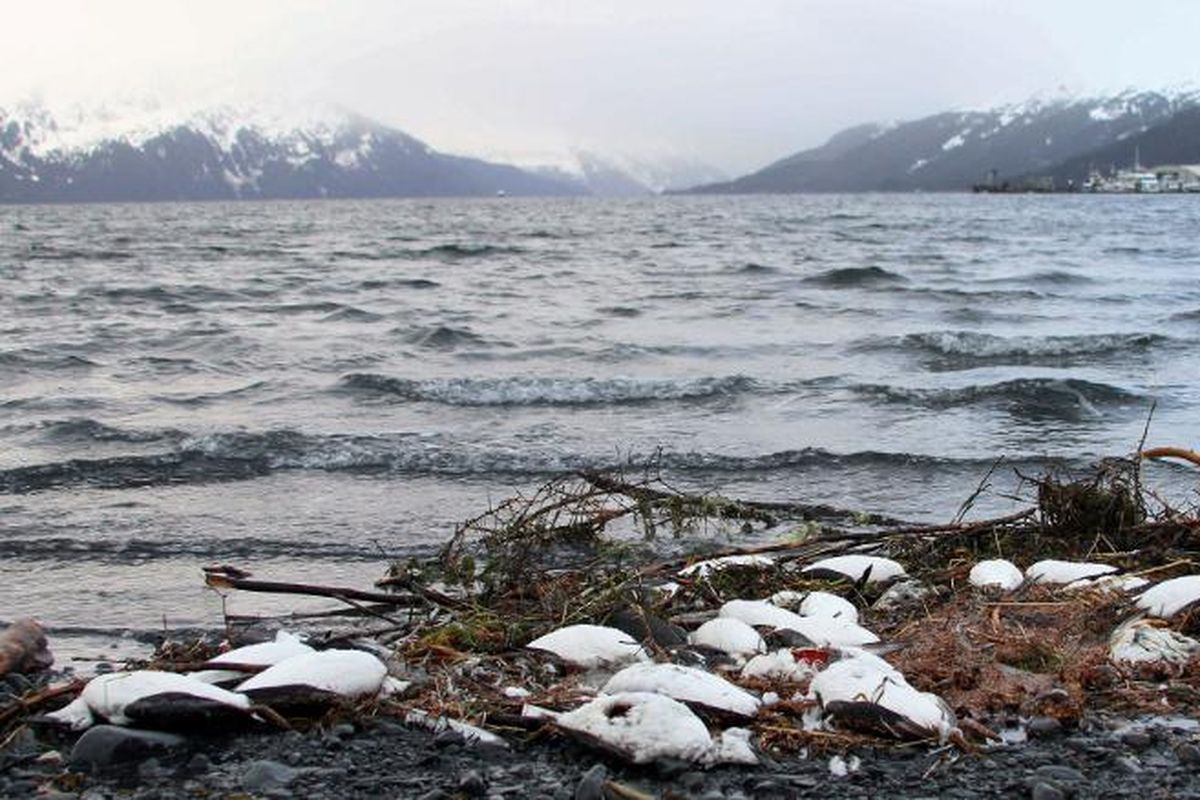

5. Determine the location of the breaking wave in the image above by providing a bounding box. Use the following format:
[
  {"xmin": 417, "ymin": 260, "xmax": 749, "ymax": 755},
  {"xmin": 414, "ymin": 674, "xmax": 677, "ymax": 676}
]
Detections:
[
  {"xmin": 0, "ymin": 432, "xmax": 1054, "ymax": 495},
  {"xmin": 337, "ymin": 373, "xmax": 760, "ymax": 406},
  {"xmin": 852, "ymin": 378, "xmax": 1143, "ymax": 420},
  {"xmin": 861, "ymin": 331, "xmax": 1174, "ymax": 370}
]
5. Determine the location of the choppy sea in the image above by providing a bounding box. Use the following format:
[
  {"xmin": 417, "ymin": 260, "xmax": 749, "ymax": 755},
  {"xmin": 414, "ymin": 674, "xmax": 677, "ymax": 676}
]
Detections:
[{"xmin": 2, "ymin": 194, "xmax": 1198, "ymax": 660}]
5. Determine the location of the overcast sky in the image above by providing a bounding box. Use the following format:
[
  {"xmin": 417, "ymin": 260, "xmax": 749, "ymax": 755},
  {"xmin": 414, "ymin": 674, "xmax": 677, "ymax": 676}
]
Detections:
[{"xmin": 4, "ymin": 0, "xmax": 1199, "ymax": 172}]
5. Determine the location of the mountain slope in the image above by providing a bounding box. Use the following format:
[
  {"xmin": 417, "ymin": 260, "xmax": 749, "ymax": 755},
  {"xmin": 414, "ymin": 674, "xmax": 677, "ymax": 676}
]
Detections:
[
  {"xmin": 685, "ymin": 89, "xmax": 1199, "ymax": 193},
  {"xmin": 0, "ymin": 103, "xmax": 583, "ymax": 202}
]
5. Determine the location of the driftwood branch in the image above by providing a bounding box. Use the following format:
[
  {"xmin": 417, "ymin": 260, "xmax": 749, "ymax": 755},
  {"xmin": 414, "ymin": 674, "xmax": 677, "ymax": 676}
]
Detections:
[{"xmin": 204, "ymin": 569, "xmax": 420, "ymax": 607}]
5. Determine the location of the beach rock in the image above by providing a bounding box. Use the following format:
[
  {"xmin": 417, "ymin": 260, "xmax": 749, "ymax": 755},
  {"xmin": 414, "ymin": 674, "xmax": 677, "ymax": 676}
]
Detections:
[
  {"xmin": 242, "ymin": 759, "xmax": 300, "ymax": 792},
  {"xmin": 69, "ymin": 725, "xmax": 188, "ymax": 771},
  {"xmin": 457, "ymin": 768, "xmax": 487, "ymax": 796},
  {"xmin": 573, "ymin": 764, "xmax": 607, "ymax": 800},
  {"xmin": 1031, "ymin": 782, "xmax": 1065, "ymax": 800}
]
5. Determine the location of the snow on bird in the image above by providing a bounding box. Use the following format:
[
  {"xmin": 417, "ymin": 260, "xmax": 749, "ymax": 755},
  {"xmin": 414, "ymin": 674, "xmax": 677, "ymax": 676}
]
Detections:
[
  {"xmin": 969, "ymin": 559, "xmax": 1024, "ymax": 591},
  {"xmin": 525, "ymin": 624, "xmax": 649, "ymax": 669},
  {"xmin": 1136, "ymin": 575, "xmax": 1200, "ymax": 618},
  {"xmin": 601, "ymin": 662, "xmax": 761, "ymax": 719},
  {"xmin": 801, "ymin": 555, "xmax": 906, "ymax": 584},
  {"xmin": 1025, "ymin": 560, "xmax": 1117, "ymax": 585}
]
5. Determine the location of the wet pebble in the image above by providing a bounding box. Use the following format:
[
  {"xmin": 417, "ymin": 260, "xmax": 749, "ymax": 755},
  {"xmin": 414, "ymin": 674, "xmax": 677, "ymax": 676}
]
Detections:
[{"xmin": 574, "ymin": 764, "xmax": 607, "ymax": 800}]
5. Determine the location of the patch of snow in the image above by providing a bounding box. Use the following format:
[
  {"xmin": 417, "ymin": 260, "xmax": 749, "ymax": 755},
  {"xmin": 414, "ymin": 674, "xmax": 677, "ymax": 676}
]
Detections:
[
  {"xmin": 237, "ymin": 650, "xmax": 387, "ymax": 698},
  {"xmin": 1136, "ymin": 575, "xmax": 1200, "ymax": 618},
  {"xmin": 802, "ymin": 555, "xmax": 906, "ymax": 584},
  {"xmin": 712, "ymin": 727, "xmax": 759, "ymax": 765},
  {"xmin": 555, "ymin": 692, "xmax": 752, "ymax": 765},
  {"xmin": 941, "ymin": 133, "xmax": 966, "ymax": 151},
  {"xmin": 908, "ymin": 158, "xmax": 929, "ymax": 174},
  {"xmin": 1026, "ymin": 560, "xmax": 1117, "ymax": 585},
  {"xmin": 969, "ymin": 559, "xmax": 1024, "ymax": 591},
  {"xmin": 829, "ymin": 753, "xmax": 861, "ymax": 776},
  {"xmin": 688, "ymin": 617, "xmax": 766, "ymax": 658},
  {"xmin": 1110, "ymin": 619, "xmax": 1200, "ymax": 665},
  {"xmin": 602, "ymin": 663, "xmax": 760, "ymax": 718},
  {"xmin": 679, "ymin": 554, "xmax": 774, "ymax": 578},
  {"xmin": 526, "ymin": 624, "xmax": 648, "ymax": 668}
]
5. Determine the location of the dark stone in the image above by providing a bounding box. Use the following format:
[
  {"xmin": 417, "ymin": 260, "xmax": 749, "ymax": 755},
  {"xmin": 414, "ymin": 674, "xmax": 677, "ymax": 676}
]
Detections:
[
  {"xmin": 574, "ymin": 764, "xmax": 607, "ymax": 800},
  {"xmin": 1120, "ymin": 730, "xmax": 1152, "ymax": 749},
  {"xmin": 458, "ymin": 769, "xmax": 487, "ymax": 797},
  {"xmin": 1034, "ymin": 765, "xmax": 1086, "ymax": 784},
  {"xmin": 680, "ymin": 771, "xmax": 707, "ymax": 792},
  {"xmin": 69, "ymin": 725, "xmax": 188, "ymax": 772},
  {"xmin": 1027, "ymin": 717, "xmax": 1064, "ymax": 738},
  {"xmin": 242, "ymin": 759, "xmax": 300, "ymax": 792},
  {"xmin": 186, "ymin": 752, "xmax": 212, "ymax": 773},
  {"xmin": 1179, "ymin": 744, "xmax": 1200, "ymax": 765},
  {"xmin": 1031, "ymin": 782, "xmax": 1065, "ymax": 800},
  {"xmin": 433, "ymin": 729, "xmax": 465, "ymax": 748}
]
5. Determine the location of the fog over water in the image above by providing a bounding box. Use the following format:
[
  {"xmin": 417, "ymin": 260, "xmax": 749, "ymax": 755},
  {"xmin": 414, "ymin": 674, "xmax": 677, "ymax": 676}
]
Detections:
[{"xmin": 3, "ymin": 1, "xmax": 1199, "ymax": 171}]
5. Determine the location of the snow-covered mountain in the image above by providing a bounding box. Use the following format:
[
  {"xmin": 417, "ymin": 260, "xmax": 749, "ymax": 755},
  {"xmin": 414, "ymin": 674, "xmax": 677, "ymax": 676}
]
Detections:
[
  {"xmin": 523, "ymin": 150, "xmax": 729, "ymax": 196},
  {"xmin": 0, "ymin": 100, "xmax": 584, "ymax": 201},
  {"xmin": 686, "ymin": 87, "xmax": 1200, "ymax": 193}
]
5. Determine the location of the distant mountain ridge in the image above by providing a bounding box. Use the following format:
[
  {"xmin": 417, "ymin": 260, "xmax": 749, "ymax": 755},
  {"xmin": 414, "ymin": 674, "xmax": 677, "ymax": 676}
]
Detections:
[
  {"xmin": 0, "ymin": 101, "xmax": 585, "ymax": 202},
  {"xmin": 685, "ymin": 88, "xmax": 1200, "ymax": 193}
]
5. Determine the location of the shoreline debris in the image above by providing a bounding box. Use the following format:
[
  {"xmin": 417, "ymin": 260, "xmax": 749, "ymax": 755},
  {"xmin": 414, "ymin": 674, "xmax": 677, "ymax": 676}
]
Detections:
[{"xmin": 6, "ymin": 449, "xmax": 1200, "ymax": 780}]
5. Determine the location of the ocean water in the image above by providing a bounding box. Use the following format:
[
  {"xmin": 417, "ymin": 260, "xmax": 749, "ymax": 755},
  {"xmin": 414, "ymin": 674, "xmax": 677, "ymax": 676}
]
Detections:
[{"xmin": 2, "ymin": 194, "xmax": 1198, "ymax": 655}]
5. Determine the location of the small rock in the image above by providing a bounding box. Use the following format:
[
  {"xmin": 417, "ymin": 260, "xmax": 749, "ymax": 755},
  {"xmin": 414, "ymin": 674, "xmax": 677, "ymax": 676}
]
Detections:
[
  {"xmin": 459, "ymin": 769, "xmax": 487, "ymax": 797},
  {"xmin": 433, "ymin": 728, "xmax": 465, "ymax": 748},
  {"xmin": 1031, "ymin": 783, "xmax": 1065, "ymax": 800},
  {"xmin": 243, "ymin": 760, "xmax": 300, "ymax": 792},
  {"xmin": 1027, "ymin": 717, "xmax": 1063, "ymax": 738},
  {"xmin": 1034, "ymin": 764, "xmax": 1086, "ymax": 784},
  {"xmin": 1178, "ymin": 743, "xmax": 1200, "ymax": 765},
  {"xmin": 69, "ymin": 725, "xmax": 187, "ymax": 772},
  {"xmin": 1120, "ymin": 729, "xmax": 1152, "ymax": 749},
  {"xmin": 574, "ymin": 764, "xmax": 607, "ymax": 800},
  {"xmin": 1114, "ymin": 755, "xmax": 1142, "ymax": 774},
  {"xmin": 185, "ymin": 752, "xmax": 211, "ymax": 773},
  {"xmin": 679, "ymin": 771, "xmax": 707, "ymax": 793},
  {"xmin": 331, "ymin": 722, "xmax": 356, "ymax": 739}
]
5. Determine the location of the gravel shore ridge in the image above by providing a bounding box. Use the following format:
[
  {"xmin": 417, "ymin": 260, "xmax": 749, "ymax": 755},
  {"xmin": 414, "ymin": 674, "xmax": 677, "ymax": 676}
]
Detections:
[{"xmin": 5, "ymin": 711, "xmax": 1200, "ymax": 799}]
